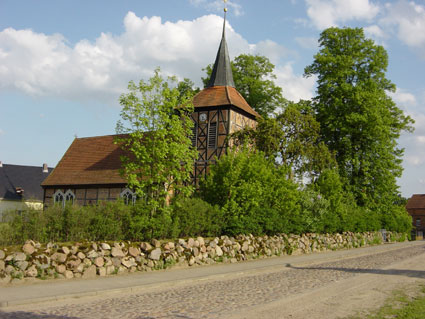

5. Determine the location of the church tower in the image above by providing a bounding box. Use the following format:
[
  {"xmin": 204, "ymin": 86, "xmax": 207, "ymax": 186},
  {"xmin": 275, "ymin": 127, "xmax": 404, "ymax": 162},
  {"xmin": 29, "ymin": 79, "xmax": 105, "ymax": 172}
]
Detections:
[{"xmin": 191, "ymin": 6, "xmax": 260, "ymax": 184}]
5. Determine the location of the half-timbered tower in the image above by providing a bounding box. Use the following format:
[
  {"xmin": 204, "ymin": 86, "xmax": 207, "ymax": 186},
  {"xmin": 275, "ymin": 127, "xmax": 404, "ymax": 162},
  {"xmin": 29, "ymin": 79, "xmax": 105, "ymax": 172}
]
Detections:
[{"xmin": 191, "ymin": 16, "xmax": 259, "ymax": 184}]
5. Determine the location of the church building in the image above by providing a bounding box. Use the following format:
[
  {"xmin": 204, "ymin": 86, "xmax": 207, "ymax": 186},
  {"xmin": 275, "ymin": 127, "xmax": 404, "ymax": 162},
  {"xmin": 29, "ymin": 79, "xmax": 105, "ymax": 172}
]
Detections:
[{"xmin": 41, "ymin": 14, "xmax": 259, "ymax": 207}]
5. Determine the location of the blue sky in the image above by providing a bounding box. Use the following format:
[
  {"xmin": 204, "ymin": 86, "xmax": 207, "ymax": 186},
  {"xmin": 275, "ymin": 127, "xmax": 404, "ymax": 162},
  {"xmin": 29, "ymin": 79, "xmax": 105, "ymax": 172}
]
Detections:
[{"xmin": 0, "ymin": 0, "xmax": 424, "ymax": 197}]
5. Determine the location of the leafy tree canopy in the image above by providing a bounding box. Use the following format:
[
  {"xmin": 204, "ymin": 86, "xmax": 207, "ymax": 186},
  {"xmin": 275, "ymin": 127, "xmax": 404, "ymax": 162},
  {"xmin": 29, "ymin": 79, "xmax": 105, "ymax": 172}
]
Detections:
[
  {"xmin": 203, "ymin": 54, "xmax": 287, "ymax": 117},
  {"xmin": 230, "ymin": 100, "xmax": 336, "ymax": 180},
  {"xmin": 176, "ymin": 78, "xmax": 200, "ymax": 104},
  {"xmin": 304, "ymin": 27, "xmax": 414, "ymax": 207},
  {"xmin": 116, "ymin": 68, "xmax": 198, "ymax": 215}
]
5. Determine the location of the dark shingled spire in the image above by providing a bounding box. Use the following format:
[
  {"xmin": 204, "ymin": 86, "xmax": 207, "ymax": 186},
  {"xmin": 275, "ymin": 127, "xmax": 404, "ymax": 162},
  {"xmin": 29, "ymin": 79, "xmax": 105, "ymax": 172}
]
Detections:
[{"xmin": 207, "ymin": 11, "xmax": 235, "ymax": 88}]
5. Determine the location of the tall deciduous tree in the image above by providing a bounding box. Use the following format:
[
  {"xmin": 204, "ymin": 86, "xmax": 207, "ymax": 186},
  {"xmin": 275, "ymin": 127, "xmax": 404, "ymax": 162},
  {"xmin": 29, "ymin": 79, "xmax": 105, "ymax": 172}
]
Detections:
[
  {"xmin": 304, "ymin": 27, "xmax": 413, "ymax": 207},
  {"xmin": 176, "ymin": 78, "xmax": 200, "ymax": 104},
  {"xmin": 231, "ymin": 100, "xmax": 335, "ymax": 180},
  {"xmin": 203, "ymin": 54, "xmax": 287, "ymax": 117},
  {"xmin": 116, "ymin": 69, "xmax": 198, "ymax": 216}
]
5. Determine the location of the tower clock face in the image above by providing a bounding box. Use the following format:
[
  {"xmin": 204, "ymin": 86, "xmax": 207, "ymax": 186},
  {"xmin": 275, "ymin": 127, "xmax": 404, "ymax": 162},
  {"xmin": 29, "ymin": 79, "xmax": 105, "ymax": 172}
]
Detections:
[{"xmin": 199, "ymin": 113, "xmax": 207, "ymax": 122}]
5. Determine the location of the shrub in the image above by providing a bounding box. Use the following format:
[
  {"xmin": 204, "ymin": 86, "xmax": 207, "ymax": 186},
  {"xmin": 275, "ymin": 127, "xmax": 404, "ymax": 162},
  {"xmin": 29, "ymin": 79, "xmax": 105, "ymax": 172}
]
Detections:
[
  {"xmin": 381, "ymin": 205, "xmax": 412, "ymax": 234},
  {"xmin": 87, "ymin": 201, "xmax": 131, "ymax": 241},
  {"xmin": 297, "ymin": 189, "xmax": 330, "ymax": 234},
  {"xmin": 126, "ymin": 203, "xmax": 174, "ymax": 241},
  {"xmin": 0, "ymin": 202, "xmax": 135, "ymax": 244},
  {"xmin": 200, "ymin": 148, "xmax": 300, "ymax": 236},
  {"xmin": 0, "ymin": 222, "xmax": 14, "ymax": 246},
  {"xmin": 171, "ymin": 196, "xmax": 223, "ymax": 238}
]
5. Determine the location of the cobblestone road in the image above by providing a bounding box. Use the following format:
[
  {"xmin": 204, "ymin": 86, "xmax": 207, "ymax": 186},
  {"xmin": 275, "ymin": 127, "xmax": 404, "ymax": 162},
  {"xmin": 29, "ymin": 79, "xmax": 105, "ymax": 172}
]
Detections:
[{"xmin": 1, "ymin": 243, "xmax": 425, "ymax": 319}]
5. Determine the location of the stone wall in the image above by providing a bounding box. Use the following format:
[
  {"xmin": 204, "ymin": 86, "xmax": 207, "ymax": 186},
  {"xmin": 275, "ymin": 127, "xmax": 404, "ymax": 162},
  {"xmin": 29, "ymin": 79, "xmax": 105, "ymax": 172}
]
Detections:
[{"xmin": 0, "ymin": 231, "xmax": 407, "ymax": 284}]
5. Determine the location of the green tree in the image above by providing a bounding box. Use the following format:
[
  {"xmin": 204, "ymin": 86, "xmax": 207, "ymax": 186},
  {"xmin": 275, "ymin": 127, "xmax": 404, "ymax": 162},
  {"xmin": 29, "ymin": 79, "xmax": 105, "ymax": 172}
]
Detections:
[
  {"xmin": 230, "ymin": 100, "xmax": 335, "ymax": 179},
  {"xmin": 200, "ymin": 147, "xmax": 300, "ymax": 235},
  {"xmin": 304, "ymin": 27, "xmax": 414, "ymax": 207},
  {"xmin": 116, "ymin": 69, "xmax": 198, "ymax": 216},
  {"xmin": 203, "ymin": 54, "xmax": 287, "ymax": 117},
  {"xmin": 176, "ymin": 78, "xmax": 200, "ymax": 104}
]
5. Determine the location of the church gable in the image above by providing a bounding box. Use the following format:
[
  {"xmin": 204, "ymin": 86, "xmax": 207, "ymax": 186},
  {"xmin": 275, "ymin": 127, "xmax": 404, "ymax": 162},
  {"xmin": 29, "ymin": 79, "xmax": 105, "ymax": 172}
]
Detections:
[{"xmin": 42, "ymin": 135, "xmax": 127, "ymax": 187}]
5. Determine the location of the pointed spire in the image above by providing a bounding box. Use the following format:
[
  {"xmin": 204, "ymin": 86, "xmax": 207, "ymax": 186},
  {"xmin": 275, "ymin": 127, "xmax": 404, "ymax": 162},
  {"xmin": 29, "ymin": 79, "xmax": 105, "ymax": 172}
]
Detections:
[{"xmin": 207, "ymin": 3, "xmax": 235, "ymax": 88}]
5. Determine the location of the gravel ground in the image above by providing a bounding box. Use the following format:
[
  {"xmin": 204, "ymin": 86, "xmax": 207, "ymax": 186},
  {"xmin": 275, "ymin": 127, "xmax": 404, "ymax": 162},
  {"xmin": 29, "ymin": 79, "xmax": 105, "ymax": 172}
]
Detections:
[{"xmin": 1, "ymin": 243, "xmax": 425, "ymax": 319}]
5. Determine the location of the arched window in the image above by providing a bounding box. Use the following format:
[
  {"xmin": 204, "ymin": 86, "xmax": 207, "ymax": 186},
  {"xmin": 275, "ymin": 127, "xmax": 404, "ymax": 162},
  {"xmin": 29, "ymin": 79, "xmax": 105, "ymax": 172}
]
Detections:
[
  {"xmin": 53, "ymin": 190, "xmax": 64, "ymax": 206},
  {"xmin": 120, "ymin": 188, "xmax": 136, "ymax": 205},
  {"xmin": 65, "ymin": 190, "xmax": 75, "ymax": 204},
  {"xmin": 54, "ymin": 190, "xmax": 75, "ymax": 207}
]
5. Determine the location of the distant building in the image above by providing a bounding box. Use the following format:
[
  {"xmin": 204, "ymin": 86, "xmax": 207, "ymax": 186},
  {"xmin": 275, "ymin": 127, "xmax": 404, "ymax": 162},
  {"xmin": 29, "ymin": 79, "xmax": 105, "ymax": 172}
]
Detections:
[
  {"xmin": 0, "ymin": 162, "xmax": 53, "ymax": 216},
  {"xmin": 41, "ymin": 14, "xmax": 259, "ymax": 207},
  {"xmin": 406, "ymin": 194, "xmax": 425, "ymax": 240}
]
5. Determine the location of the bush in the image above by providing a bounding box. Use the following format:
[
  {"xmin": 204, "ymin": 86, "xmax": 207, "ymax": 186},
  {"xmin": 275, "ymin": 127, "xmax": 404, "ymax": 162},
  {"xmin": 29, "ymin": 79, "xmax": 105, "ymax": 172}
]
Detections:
[
  {"xmin": 381, "ymin": 205, "xmax": 412, "ymax": 233},
  {"xmin": 171, "ymin": 197, "xmax": 223, "ymax": 238},
  {"xmin": 125, "ymin": 202, "xmax": 174, "ymax": 241},
  {"xmin": 200, "ymin": 148, "xmax": 300, "ymax": 236},
  {"xmin": 0, "ymin": 222, "xmax": 14, "ymax": 246},
  {"xmin": 297, "ymin": 189, "xmax": 330, "ymax": 234},
  {"xmin": 86, "ymin": 201, "xmax": 131, "ymax": 241},
  {"xmin": 0, "ymin": 201, "xmax": 135, "ymax": 244}
]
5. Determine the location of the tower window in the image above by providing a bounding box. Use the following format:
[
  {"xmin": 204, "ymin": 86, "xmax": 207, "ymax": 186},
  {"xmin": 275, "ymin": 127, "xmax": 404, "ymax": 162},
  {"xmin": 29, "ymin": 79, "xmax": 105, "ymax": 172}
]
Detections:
[
  {"xmin": 191, "ymin": 123, "xmax": 197, "ymax": 147},
  {"xmin": 208, "ymin": 122, "xmax": 217, "ymax": 148}
]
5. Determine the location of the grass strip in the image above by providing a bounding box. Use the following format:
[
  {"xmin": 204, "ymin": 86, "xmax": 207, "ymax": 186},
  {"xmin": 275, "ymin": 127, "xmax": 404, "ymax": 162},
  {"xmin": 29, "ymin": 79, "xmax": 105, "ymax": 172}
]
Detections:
[{"xmin": 349, "ymin": 284, "xmax": 425, "ymax": 319}]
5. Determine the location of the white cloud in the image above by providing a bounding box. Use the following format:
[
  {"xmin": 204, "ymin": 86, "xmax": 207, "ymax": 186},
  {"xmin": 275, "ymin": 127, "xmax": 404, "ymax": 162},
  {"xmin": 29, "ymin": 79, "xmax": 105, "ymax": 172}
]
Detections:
[
  {"xmin": 389, "ymin": 88, "xmax": 417, "ymax": 108},
  {"xmin": 405, "ymin": 155, "xmax": 424, "ymax": 166},
  {"xmin": 295, "ymin": 37, "xmax": 318, "ymax": 49},
  {"xmin": 0, "ymin": 13, "xmax": 291, "ymax": 105},
  {"xmin": 398, "ymin": 100, "xmax": 425, "ymax": 196},
  {"xmin": 274, "ymin": 63, "xmax": 316, "ymax": 103},
  {"xmin": 0, "ymin": 129, "xmax": 4, "ymax": 136},
  {"xmin": 364, "ymin": 25, "xmax": 386, "ymax": 39},
  {"xmin": 251, "ymin": 40, "xmax": 293, "ymax": 65},
  {"xmin": 416, "ymin": 136, "xmax": 425, "ymax": 144},
  {"xmin": 381, "ymin": 1, "xmax": 425, "ymax": 50},
  {"xmin": 363, "ymin": 25, "xmax": 388, "ymax": 46},
  {"xmin": 305, "ymin": 0, "xmax": 380, "ymax": 30}
]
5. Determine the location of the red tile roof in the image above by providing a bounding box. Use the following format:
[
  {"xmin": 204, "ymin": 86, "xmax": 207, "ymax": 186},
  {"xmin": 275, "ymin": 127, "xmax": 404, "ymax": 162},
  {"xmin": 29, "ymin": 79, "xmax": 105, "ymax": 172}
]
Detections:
[
  {"xmin": 41, "ymin": 135, "xmax": 127, "ymax": 186},
  {"xmin": 406, "ymin": 194, "xmax": 425, "ymax": 209},
  {"xmin": 193, "ymin": 86, "xmax": 260, "ymax": 118}
]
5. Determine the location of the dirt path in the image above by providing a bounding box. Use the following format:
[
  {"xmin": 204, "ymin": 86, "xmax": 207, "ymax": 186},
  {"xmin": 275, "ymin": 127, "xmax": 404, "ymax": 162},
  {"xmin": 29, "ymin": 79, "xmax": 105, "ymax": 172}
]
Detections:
[{"xmin": 1, "ymin": 241, "xmax": 424, "ymax": 319}]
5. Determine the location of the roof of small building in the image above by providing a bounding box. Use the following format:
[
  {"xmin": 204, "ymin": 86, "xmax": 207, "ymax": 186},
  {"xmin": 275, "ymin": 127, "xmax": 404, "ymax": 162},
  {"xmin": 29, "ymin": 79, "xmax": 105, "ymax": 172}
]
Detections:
[
  {"xmin": 193, "ymin": 86, "xmax": 260, "ymax": 118},
  {"xmin": 0, "ymin": 164, "xmax": 53, "ymax": 201},
  {"xmin": 406, "ymin": 194, "xmax": 425, "ymax": 210},
  {"xmin": 41, "ymin": 135, "xmax": 127, "ymax": 187}
]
